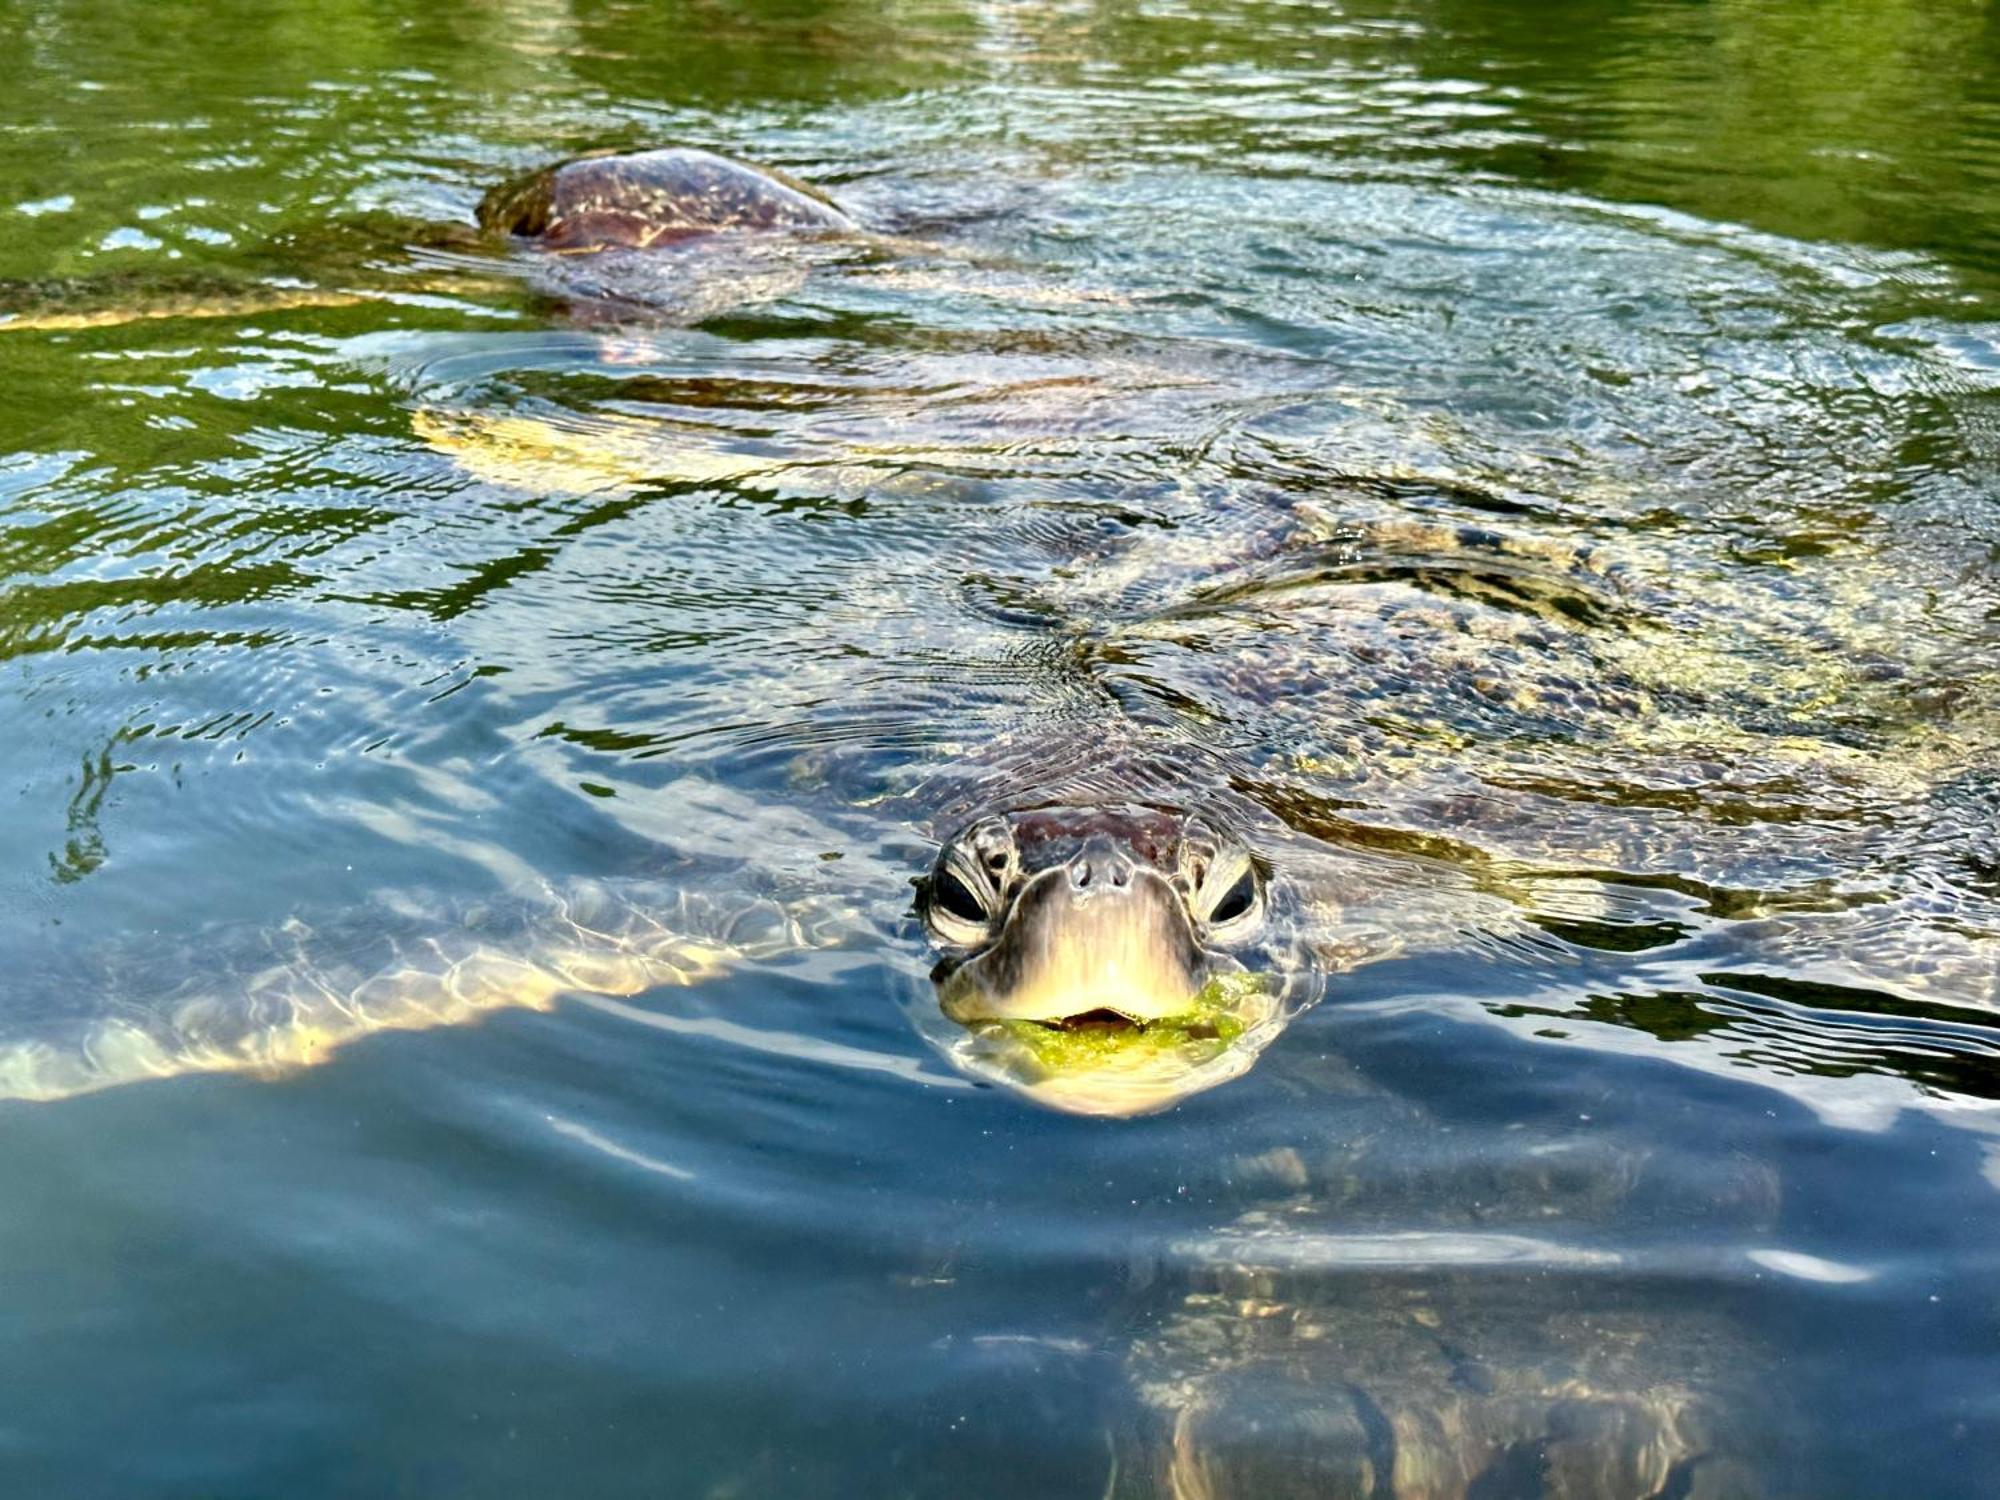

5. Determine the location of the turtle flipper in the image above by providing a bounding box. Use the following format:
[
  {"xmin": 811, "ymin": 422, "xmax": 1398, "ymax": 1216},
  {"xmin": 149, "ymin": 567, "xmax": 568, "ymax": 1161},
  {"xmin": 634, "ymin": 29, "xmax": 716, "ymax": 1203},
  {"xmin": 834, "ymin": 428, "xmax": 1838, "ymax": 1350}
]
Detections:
[
  {"xmin": 0, "ymin": 275, "xmax": 374, "ymax": 334},
  {"xmin": 0, "ymin": 876, "xmax": 863, "ymax": 1104}
]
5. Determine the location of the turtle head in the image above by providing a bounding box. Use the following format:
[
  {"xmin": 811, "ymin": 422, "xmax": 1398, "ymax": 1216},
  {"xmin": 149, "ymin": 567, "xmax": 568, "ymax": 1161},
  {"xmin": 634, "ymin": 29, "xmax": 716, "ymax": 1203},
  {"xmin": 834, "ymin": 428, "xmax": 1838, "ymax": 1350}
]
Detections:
[{"xmin": 916, "ymin": 805, "xmax": 1290, "ymax": 1116}]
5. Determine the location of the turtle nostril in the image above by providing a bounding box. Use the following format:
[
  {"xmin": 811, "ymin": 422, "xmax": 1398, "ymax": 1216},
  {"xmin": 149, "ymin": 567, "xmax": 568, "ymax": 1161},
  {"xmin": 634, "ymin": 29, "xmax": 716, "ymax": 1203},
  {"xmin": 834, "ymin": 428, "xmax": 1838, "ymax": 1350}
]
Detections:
[
  {"xmin": 1070, "ymin": 838, "xmax": 1137, "ymax": 893},
  {"xmin": 1069, "ymin": 851, "xmax": 1134, "ymax": 891}
]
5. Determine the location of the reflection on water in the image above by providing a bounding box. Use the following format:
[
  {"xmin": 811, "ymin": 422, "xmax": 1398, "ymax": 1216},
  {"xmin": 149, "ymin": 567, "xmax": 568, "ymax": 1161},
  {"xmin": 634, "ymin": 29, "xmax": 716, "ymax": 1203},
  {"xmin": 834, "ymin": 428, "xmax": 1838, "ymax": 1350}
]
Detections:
[{"xmin": 3, "ymin": 0, "xmax": 2000, "ymax": 1494}]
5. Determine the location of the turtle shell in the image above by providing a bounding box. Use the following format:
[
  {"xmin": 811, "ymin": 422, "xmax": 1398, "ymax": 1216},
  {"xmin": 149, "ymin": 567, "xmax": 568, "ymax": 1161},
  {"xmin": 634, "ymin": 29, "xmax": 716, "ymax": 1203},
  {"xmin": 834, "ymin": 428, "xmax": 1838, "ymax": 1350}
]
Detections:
[{"xmin": 476, "ymin": 146, "xmax": 857, "ymax": 250}]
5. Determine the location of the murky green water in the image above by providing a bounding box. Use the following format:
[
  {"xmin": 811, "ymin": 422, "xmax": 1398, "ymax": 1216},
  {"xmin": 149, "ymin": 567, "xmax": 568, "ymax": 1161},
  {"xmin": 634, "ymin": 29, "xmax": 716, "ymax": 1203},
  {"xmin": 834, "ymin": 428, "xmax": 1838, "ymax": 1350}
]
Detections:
[{"xmin": 3, "ymin": 0, "xmax": 1999, "ymax": 1493}]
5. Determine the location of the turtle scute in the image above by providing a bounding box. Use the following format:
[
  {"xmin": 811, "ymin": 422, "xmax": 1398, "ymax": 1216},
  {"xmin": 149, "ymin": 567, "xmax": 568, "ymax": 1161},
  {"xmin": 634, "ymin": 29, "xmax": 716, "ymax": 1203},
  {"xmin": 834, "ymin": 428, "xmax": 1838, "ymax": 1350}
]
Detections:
[{"xmin": 476, "ymin": 146, "xmax": 857, "ymax": 250}]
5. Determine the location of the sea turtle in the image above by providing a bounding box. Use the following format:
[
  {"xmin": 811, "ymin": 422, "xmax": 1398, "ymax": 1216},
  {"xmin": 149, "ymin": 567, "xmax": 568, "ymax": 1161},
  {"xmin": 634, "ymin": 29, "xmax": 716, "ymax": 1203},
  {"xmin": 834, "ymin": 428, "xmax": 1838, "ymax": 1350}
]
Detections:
[
  {"xmin": 7, "ymin": 453, "xmax": 1990, "ymax": 1124},
  {"xmin": 0, "ymin": 145, "xmax": 875, "ymax": 334},
  {"xmin": 1, "ymin": 143, "xmax": 1117, "ymax": 338},
  {"xmin": 7, "ymin": 243, "xmax": 1998, "ymax": 1116}
]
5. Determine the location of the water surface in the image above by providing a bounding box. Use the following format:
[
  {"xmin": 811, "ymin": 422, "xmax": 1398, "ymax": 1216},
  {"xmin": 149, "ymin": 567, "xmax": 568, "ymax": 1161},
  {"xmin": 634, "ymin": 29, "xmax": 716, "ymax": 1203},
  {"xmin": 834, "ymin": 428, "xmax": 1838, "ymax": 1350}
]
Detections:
[{"xmin": 3, "ymin": 0, "xmax": 1999, "ymax": 1494}]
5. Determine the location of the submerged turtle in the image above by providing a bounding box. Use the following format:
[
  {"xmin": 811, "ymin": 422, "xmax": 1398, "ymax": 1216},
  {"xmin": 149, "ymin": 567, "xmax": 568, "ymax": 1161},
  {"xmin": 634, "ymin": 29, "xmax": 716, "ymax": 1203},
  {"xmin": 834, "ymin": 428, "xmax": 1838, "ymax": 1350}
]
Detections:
[
  {"xmin": 5, "ymin": 141, "xmax": 1995, "ymax": 1125},
  {"xmin": 1110, "ymin": 1119, "xmax": 1784, "ymax": 1500}
]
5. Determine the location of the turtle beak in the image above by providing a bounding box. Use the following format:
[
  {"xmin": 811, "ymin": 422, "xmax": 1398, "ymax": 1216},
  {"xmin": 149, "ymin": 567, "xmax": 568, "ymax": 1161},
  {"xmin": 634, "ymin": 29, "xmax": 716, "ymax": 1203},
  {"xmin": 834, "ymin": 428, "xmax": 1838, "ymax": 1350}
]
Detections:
[{"xmin": 939, "ymin": 836, "xmax": 1208, "ymax": 1025}]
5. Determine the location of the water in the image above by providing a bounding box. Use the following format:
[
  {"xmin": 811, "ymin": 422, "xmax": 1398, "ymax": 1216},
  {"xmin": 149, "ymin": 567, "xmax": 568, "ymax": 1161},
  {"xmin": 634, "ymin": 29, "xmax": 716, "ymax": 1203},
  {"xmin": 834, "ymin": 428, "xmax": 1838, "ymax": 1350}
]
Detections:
[{"xmin": 2, "ymin": 0, "xmax": 1998, "ymax": 1493}]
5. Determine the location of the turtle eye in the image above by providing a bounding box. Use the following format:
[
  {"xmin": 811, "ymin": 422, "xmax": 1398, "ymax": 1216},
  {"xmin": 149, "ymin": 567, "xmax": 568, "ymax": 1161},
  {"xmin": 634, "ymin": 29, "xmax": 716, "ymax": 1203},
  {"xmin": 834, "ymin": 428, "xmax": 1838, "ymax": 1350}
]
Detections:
[
  {"xmin": 1207, "ymin": 868, "xmax": 1258, "ymax": 926},
  {"xmin": 930, "ymin": 869, "xmax": 988, "ymax": 926}
]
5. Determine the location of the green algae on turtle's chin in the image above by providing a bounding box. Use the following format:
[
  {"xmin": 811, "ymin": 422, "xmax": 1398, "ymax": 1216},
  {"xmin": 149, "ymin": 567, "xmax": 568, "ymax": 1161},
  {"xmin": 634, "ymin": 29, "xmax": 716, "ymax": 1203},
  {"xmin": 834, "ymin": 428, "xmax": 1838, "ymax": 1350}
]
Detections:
[{"xmin": 953, "ymin": 971, "xmax": 1287, "ymax": 1117}]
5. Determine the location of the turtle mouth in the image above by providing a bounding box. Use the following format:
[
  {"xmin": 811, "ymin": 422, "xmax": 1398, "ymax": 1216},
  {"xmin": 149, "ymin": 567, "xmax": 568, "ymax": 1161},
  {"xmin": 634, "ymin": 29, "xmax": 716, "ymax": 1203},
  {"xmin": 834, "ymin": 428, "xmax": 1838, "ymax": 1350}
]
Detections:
[
  {"xmin": 975, "ymin": 990, "xmax": 1254, "ymax": 1058},
  {"xmin": 1037, "ymin": 1007, "xmax": 1208, "ymax": 1032},
  {"xmin": 942, "ymin": 967, "xmax": 1283, "ymax": 1117}
]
